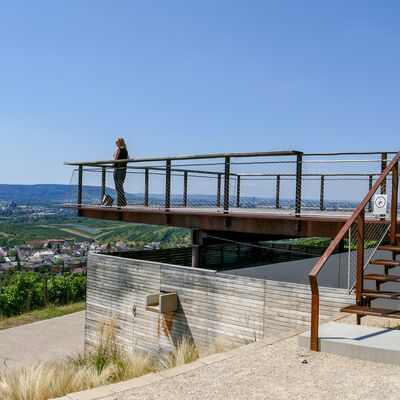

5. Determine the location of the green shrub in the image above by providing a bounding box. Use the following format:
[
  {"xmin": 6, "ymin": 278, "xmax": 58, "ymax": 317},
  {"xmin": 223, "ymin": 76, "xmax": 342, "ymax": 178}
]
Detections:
[{"xmin": 0, "ymin": 272, "xmax": 86, "ymax": 317}]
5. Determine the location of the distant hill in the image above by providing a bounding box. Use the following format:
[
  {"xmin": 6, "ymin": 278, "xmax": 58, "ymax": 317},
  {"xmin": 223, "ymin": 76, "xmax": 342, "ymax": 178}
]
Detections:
[{"xmin": 0, "ymin": 184, "xmax": 70, "ymax": 204}]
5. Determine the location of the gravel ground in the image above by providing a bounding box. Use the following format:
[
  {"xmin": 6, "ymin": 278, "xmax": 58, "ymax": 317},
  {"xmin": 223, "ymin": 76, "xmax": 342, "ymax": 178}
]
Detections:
[{"xmin": 103, "ymin": 335, "xmax": 400, "ymax": 400}]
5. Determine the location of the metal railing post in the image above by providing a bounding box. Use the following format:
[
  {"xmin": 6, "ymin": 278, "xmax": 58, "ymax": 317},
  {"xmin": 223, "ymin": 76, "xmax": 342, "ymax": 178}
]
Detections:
[
  {"xmin": 275, "ymin": 175, "xmax": 280, "ymax": 209},
  {"xmin": 101, "ymin": 167, "xmax": 106, "ymax": 203},
  {"xmin": 144, "ymin": 168, "xmax": 149, "ymax": 207},
  {"xmin": 368, "ymin": 175, "xmax": 373, "ymax": 212},
  {"xmin": 295, "ymin": 153, "xmax": 303, "ymax": 215},
  {"xmin": 320, "ymin": 175, "xmax": 325, "ymax": 211},
  {"xmin": 356, "ymin": 209, "xmax": 365, "ymax": 307},
  {"xmin": 223, "ymin": 157, "xmax": 230, "ymax": 213},
  {"xmin": 217, "ymin": 173, "xmax": 221, "ymax": 208},
  {"xmin": 381, "ymin": 152, "xmax": 388, "ymax": 194},
  {"xmin": 183, "ymin": 171, "xmax": 188, "ymax": 207},
  {"xmin": 236, "ymin": 175, "xmax": 241, "ymax": 208},
  {"xmin": 390, "ymin": 162, "xmax": 398, "ymax": 244},
  {"xmin": 165, "ymin": 160, "xmax": 171, "ymax": 210},
  {"xmin": 78, "ymin": 165, "xmax": 83, "ymax": 206}
]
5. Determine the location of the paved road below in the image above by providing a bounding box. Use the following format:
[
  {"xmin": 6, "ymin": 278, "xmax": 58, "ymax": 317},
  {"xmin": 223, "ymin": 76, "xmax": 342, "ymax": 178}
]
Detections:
[{"xmin": 0, "ymin": 311, "xmax": 85, "ymax": 369}]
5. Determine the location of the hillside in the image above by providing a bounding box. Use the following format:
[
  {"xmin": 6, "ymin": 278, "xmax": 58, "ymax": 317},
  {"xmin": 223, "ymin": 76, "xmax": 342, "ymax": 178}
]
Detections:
[{"xmin": 0, "ymin": 184, "xmax": 69, "ymax": 204}]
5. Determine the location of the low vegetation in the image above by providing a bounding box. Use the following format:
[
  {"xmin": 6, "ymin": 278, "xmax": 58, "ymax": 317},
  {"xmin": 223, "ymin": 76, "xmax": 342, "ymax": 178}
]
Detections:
[
  {"xmin": 0, "ymin": 316, "xmax": 235, "ymax": 400},
  {"xmin": 0, "ymin": 302, "xmax": 86, "ymax": 330},
  {"xmin": 0, "ymin": 272, "xmax": 87, "ymax": 317}
]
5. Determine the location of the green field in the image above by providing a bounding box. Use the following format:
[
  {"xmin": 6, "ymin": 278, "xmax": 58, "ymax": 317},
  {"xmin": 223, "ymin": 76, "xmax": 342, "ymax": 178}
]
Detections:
[{"xmin": 0, "ymin": 215, "xmax": 190, "ymax": 247}]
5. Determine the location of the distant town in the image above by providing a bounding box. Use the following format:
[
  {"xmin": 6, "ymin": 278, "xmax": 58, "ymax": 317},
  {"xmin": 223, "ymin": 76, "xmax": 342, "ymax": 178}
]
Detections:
[{"xmin": 0, "ymin": 199, "xmax": 188, "ymax": 276}]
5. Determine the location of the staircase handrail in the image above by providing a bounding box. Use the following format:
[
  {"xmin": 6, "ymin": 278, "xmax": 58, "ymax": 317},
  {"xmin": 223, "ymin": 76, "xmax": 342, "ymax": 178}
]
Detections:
[{"xmin": 308, "ymin": 150, "xmax": 400, "ymax": 351}]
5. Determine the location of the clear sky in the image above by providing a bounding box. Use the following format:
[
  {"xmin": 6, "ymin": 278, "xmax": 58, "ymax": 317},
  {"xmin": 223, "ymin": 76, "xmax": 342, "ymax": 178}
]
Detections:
[{"xmin": 1, "ymin": 0, "xmax": 399, "ymax": 184}]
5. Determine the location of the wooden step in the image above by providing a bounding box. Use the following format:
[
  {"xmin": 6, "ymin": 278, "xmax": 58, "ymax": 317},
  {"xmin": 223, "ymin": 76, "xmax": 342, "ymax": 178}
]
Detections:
[
  {"xmin": 370, "ymin": 259, "xmax": 400, "ymax": 267},
  {"xmin": 378, "ymin": 245, "xmax": 400, "ymax": 252},
  {"xmin": 365, "ymin": 273, "xmax": 400, "ymax": 283},
  {"xmin": 340, "ymin": 305, "xmax": 400, "ymax": 318},
  {"xmin": 362, "ymin": 289, "xmax": 400, "ymax": 299}
]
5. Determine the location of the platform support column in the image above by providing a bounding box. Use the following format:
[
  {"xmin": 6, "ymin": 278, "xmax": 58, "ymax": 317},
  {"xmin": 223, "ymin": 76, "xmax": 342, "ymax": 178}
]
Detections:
[{"xmin": 191, "ymin": 229, "xmax": 203, "ymax": 268}]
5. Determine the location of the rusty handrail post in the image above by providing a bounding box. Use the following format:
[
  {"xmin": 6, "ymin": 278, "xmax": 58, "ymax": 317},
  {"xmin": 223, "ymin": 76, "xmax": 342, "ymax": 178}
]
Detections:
[
  {"xmin": 236, "ymin": 176, "xmax": 241, "ymax": 208},
  {"xmin": 295, "ymin": 153, "xmax": 303, "ymax": 215},
  {"xmin": 275, "ymin": 175, "xmax": 280, "ymax": 209},
  {"xmin": 381, "ymin": 152, "xmax": 388, "ymax": 194},
  {"xmin": 165, "ymin": 160, "xmax": 171, "ymax": 210},
  {"xmin": 78, "ymin": 165, "xmax": 83, "ymax": 206},
  {"xmin": 368, "ymin": 175, "xmax": 373, "ymax": 212},
  {"xmin": 223, "ymin": 156, "xmax": 230, "ymax": 213},
  {"xmin": 356, "ymin": 209, "xmax": 365, "ymax": 307},
  {"xmin": 101, "ymin": 167, "xmax": 106, "ymax": 203},
  {"xmin": 183, "ymin": 171, "xmax": 188, "ymax": 207},
  {"xmin": 309, "ymin": 275, "xmax": 320, "ymax": 351},
  {"xmin": 144, "ymin": 168, "xmax": 149, "ymax": 207},
  {"xmin": 320, "ymin": 175, "xmax": 325, "ymax": 211},
  {"xmin": 390, "ymin": 162, "xmax": 399, "ymax": 244}
]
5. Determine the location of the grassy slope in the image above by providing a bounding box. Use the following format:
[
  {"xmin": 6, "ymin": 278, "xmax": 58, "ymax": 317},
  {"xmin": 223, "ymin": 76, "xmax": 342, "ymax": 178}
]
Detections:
[{"xmin": 0, "ymin": 302, "xmax": 86, "ymax": 330}]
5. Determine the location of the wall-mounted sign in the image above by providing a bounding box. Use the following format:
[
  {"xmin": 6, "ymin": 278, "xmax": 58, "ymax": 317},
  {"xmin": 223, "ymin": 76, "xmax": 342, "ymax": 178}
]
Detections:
[{"xmin": 373, "ymin": 194, "xmax": 388, "ymax": 215}]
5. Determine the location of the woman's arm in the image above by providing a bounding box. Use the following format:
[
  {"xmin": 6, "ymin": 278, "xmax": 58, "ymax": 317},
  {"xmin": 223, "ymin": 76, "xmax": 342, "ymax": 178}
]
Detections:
[{"xmin": 114, "ymin": 148, "xmax": 120, "ymax": 160}]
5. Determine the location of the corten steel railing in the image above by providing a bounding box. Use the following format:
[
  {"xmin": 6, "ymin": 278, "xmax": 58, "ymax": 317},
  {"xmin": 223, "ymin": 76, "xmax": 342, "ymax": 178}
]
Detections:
[
  {"xmin": 308, "ymin": 151, "xmax": 400, "ymax": 351},
  {"xmin": 64, "ymin": 151, "xmax": 397, "ymax": 217}
]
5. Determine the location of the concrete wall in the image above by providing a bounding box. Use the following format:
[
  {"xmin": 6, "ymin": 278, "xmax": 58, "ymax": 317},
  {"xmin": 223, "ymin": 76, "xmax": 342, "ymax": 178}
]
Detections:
[{"xmin": 86, "ymin": 253, "xmax": 354, "ymax": 352}]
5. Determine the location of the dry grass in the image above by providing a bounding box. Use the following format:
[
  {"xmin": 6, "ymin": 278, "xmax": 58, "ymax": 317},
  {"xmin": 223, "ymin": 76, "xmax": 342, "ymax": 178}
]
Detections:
[
  {"xmin": 158, "ymin": 337, "xmax": 199, "ymax": 370},
  {"xmin": 0, "ymin": 317, "xmax": 237, "ymax": 400}
]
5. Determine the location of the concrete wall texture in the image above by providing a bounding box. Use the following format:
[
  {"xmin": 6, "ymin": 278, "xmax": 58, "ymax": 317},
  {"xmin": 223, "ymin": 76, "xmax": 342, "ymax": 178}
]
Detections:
[{"xmin": 86, "ymin": 253, "xmax": 354, "ymax": 352}]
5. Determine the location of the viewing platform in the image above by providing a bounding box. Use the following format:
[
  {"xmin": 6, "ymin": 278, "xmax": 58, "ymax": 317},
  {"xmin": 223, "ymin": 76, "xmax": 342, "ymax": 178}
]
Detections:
[{"xmin": 64, "ymin": 150, "xmax": 398, "ymax": 238}]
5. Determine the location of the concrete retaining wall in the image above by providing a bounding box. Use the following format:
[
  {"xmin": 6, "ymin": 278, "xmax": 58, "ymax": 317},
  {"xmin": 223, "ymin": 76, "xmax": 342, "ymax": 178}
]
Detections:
[{"xmin": 86, "ymin": 253, "xmax": 354, "ymax": 352}]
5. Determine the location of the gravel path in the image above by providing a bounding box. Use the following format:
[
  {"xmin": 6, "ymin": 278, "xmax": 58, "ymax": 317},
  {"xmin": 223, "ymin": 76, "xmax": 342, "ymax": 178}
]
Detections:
[{"xmin": 105, "ymin": 335, "xmax": 400, "ymax": 400}]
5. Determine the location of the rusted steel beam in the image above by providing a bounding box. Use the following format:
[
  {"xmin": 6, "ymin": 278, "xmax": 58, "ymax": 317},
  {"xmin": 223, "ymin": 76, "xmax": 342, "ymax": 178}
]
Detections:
[{"xmin": 70, "ymin": 206, "xmax": 347, "ymax": 237}]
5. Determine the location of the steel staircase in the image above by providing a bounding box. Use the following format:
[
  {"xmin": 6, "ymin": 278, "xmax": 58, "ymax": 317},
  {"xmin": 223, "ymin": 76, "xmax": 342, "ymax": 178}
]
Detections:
[
  {"xmin": 341, "ymin": 242, "xmax": 400, "ymax": 322},
  {"xmin": 309, "ymin": 151, "xmax": 400, "ymax": 351}
]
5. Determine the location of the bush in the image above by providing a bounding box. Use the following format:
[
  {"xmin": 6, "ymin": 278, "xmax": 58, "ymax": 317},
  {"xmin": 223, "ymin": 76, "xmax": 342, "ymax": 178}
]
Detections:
[{"xmin": 0, "ymin": 272, "xmax": 86, "ymax": 317}]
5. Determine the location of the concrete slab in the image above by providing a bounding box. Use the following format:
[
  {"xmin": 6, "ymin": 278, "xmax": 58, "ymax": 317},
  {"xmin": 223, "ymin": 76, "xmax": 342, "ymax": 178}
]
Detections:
[
  {"xmin": 0, "ymin": 311, "xmax": 85, "ymax": 368},
  {"xmin": 298, "ymin": 321, "xmax": 400, "ymax": 366}
]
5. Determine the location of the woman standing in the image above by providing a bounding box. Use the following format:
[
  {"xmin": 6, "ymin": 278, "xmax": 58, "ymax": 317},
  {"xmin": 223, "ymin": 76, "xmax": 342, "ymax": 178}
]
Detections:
[{"xmin": 113, "ymin": 137, "xmax": 129, "ymax": 207}]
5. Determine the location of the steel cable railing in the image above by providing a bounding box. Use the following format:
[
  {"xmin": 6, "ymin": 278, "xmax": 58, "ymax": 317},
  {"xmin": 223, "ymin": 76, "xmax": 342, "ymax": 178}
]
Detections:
[{"xmin": 64, "ymin": 151, "xmax": 395, "ymax": 218}]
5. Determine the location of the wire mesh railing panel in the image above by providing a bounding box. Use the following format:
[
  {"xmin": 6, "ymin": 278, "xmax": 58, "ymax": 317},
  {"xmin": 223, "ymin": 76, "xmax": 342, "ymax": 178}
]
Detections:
[
  {"xmin": 147, "ymin": 170, "xmax": 165, "ymax": 208},
  {"xmin": 347, "ymin": 175, "xmax": 393, "ymax": 293}
]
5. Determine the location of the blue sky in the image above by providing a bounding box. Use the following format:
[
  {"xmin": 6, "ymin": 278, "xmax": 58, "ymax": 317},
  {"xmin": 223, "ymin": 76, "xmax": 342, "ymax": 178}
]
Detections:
[{"xmin": 0, "ymin": 0, "xmax": 399, "ymax": 184}]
